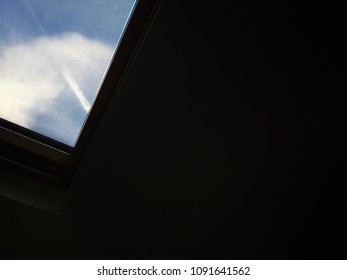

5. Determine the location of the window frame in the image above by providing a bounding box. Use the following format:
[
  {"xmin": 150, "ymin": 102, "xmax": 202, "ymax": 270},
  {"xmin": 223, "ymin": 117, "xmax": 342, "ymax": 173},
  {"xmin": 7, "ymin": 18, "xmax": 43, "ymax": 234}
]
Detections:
[{"xmin": 0, "ymin": 0, "xmax": 162, "ymax": 189}]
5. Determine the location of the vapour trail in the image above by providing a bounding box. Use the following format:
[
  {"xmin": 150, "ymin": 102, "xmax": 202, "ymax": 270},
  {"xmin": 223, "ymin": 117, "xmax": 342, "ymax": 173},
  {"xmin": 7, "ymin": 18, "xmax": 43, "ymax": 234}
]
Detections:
[{"xmin": 62, "ymin": 69, "xmax": 91, "ymax": 112}]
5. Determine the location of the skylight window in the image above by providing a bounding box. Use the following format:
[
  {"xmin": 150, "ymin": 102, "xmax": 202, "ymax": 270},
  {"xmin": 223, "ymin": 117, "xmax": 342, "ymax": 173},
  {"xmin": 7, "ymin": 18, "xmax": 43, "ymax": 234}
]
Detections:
[
  {"xmin": 0, "ymin": 0, "xmax": 137, "ymax": 146},
  {"xmin": 0, "ymin": 0, "xmax": 161, "ymax": 185}
]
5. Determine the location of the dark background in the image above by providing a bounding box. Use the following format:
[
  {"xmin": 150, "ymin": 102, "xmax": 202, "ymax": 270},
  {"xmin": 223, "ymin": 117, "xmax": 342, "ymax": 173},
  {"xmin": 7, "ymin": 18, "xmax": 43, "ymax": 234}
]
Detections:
[{"xmin": 1, "ymin": 1, "xmax": 347, "ymax": 259}]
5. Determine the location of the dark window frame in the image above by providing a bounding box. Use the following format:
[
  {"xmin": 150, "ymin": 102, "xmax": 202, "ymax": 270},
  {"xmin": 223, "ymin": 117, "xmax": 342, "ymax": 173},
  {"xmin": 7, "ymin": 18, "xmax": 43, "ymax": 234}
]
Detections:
[{"xmin": 0, "ymin": 0, "xmax": 162, "ymax": 189}]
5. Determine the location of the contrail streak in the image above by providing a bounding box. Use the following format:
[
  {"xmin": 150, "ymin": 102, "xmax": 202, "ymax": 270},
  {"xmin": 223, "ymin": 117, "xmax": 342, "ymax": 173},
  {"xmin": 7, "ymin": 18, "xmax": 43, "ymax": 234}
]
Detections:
[
  {"xmin": 22, "ymin": 0, "xmax": 46, "ymax": 35},
  {"xmin": 63, "ymin": 69, "xmax": 91, "ymax": 112}
]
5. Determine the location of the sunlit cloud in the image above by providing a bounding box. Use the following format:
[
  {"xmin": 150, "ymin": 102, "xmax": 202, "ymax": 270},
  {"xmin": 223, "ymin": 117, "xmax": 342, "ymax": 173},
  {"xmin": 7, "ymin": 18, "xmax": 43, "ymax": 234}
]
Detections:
[{"xmin": 0, "ymin": 32, "xmax": 113, "ymax": 145}]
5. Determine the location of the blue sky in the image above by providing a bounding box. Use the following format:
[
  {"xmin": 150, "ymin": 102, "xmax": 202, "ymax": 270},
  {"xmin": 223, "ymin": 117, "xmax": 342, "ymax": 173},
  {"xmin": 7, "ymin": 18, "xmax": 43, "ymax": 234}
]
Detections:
[{"xmin": 0, "ymin": 0, "xmax": 136, "ymax": 146}]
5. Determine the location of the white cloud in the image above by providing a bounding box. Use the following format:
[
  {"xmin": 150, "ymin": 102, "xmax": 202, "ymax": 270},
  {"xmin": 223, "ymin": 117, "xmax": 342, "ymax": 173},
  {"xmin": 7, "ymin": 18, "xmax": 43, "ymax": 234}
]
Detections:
[{"xmin": 0, "ymin": 32, "xmax": 114, "ymax": 145}]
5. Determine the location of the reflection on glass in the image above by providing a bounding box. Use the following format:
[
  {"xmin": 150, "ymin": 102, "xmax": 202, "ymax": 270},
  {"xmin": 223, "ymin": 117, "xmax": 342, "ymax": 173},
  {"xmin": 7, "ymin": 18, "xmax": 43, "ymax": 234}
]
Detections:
[{"xmin": 0, "ymin": 0, "xmax": 137, "ymax": 146}]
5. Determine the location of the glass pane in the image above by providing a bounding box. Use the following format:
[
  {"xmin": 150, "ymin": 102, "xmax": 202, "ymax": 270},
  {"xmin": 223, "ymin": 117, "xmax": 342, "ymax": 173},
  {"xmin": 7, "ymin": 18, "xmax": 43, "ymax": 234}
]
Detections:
[{"xmin": 0, "ymin": 0, "xmax": 137, "ymax": 146}]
